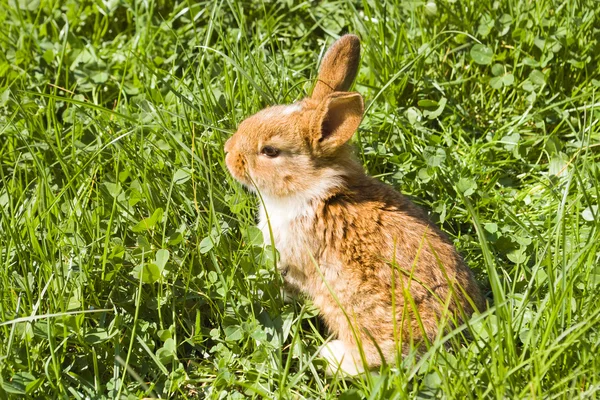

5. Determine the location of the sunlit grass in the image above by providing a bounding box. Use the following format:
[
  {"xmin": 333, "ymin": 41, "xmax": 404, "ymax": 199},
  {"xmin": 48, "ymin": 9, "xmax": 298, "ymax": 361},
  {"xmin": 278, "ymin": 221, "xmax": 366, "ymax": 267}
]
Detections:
[{"xmin": 0, "ymin": 0, "xmax": 599, "ymax": 398}]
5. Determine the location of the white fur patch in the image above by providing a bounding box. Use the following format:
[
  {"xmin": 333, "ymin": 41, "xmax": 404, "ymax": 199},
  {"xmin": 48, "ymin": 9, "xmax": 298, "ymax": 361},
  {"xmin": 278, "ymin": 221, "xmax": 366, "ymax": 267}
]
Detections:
[
  {"xmin": 258, "ymin": 193, "xmax": 313, "ymax": 250},
  {"xmin": 257, "ymin": 104, "xmax": 303, "ymax": 121},
  {"xmin": 320, "ymin": 340, "xmax": 364, "ymax": 376},
  {"xmin": 257, "ymin": 169, "xmax": 343, "ymax": 251},
  {"xmin": 280, "ymin": 103, "xmax": 303, "ymax": 115}
]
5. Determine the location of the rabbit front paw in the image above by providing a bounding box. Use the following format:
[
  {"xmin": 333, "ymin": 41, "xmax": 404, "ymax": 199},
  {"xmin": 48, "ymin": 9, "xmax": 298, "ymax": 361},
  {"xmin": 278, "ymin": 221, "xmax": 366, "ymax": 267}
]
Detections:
[{"xmin": 319, "ymin": 340, "xmax": 364, "ymax": 376}]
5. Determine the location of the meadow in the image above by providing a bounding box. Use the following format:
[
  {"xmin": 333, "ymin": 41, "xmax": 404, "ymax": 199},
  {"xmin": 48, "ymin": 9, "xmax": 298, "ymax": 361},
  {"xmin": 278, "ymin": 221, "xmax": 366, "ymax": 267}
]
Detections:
[{"xmin": 1, "ymin": 0, "xmax": 599, "ymax": 398}]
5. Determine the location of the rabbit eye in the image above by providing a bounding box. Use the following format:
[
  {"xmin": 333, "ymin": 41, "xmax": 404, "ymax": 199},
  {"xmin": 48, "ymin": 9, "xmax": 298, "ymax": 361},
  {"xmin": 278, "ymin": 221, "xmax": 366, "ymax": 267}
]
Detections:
[{"xmin": 260, "ymin": 146, "xmax": 280, "ymax": 158}]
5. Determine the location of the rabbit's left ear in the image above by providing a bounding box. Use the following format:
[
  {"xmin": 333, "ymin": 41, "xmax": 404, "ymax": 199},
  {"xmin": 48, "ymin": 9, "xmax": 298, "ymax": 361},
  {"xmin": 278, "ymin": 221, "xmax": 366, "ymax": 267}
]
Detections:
[
  {"xmin": 310, "ymin": 92, "xmax": 364, "ymax": 153},
  {"xmin": 312, "ymin": 34, "xmax": 361, "ymax": 101}
]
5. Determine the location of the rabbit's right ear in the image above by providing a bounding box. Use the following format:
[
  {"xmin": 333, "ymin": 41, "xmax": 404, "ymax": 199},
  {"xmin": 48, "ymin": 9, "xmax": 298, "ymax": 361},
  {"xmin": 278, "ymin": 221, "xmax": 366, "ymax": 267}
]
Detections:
[
  {"xmin": 312, "ymin": 34, "xmax": 361, "ymax": 101},
  {"xmin": 310, "ymin": 92, "xmax": 364, "ymax": 154}
]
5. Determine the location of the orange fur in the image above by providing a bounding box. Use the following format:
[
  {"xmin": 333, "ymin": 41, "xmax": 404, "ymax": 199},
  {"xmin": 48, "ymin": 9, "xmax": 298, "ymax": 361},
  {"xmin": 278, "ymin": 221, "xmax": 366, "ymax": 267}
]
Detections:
[{"xmin": 224, "ymin": 34, "xmax": 485, "ymax": 375}]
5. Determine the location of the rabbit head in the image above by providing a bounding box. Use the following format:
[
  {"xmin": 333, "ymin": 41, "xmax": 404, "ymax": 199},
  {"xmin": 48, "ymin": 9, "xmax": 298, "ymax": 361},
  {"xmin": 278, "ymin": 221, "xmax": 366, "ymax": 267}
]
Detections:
[{"xmin": 224, "ymin": 35, "xmax": 364, "ymax": 199}]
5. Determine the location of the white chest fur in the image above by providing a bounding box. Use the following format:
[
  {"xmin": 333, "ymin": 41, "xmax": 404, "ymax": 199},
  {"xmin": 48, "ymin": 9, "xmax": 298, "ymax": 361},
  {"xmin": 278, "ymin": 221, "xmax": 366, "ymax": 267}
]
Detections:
[
  {"xmin": 256, "ymin": 169, "xmax": 344, "ymax": 257},
  {"xmin": 257, "ymin": 194, "xmax": 315, "ymax": 254}
]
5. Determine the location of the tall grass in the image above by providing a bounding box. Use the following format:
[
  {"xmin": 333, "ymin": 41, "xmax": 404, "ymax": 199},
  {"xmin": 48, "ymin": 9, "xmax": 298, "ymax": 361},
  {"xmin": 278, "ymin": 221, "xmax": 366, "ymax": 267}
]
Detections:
[{"xmin": 0, "ymin": 0, "xmax": 599, "ymax": 398}]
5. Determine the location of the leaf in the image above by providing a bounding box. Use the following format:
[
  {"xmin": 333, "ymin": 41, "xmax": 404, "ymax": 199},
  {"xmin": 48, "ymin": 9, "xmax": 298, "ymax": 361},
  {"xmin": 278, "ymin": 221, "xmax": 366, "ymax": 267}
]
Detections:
[
  {"xmin": 500, "ymin": 132, "xmax": 520, "ymax": 151},
  {"xmin": 535, "ymin": 268, "xmax": 548, "ymax": 286},
  {"xmin": 424, "ymin": 1, "xmax": 437, "ymax": 16},
  {"xmin": 91, "ymin": 71, "xmax": 109, "ymax": 83},
  {"xmin": 339, "ymin": 389, "xmax": 362, "ymax": 400},
  {"xmin": 163, "ymin": 337, "xmax": 177, "ymax": 353},
  {"xmin": 173, "ymin": 168, "xmax": 191, "ymax": 185},
  {"xmin": 13, "ymin": 0, "xmax": 40, "ymax": 11},
  {"xmin": 515, "ymin": 235, "xmax": 532, "ymax": 247},
  {"xmin": 522, "ymin": 81, "xmax": 535, "ymax": 92},
  {"xmin": 0, "ymin": 89, "xmax": 10, "ymax": 106},
  {"xmin": 405, "ymin": 107, "xmax": 422, "ymax": 125},
  {"xmin": 491, "ymin": 64, "xmax": 504, "ymax": 76},
  {"xmin": 103, "ymin": 182, "xmax": 122, "ymax": 197},
  {"xmin": 477, "ymin": 15, "xmax": 494, "ymax": 38},
  {"xmin": 132, "ymin": 208, "xmax": 163, "ymax": 232},
  {"xmin": 85, "ymin": 328, "xmax": 115, "ymax": 344},
  {"xmin": 549, "ymin": 154, "xmax": 568, "ymax": 177},
  {"xmin": 42, "ymin": 49, "xmax": 54, "ymax": 64},
  {"xmin": 519, "ymin": 329, "xmax": 531, "ymax": 345},
  {"xmin": 490, "ymin": 72, "xmax": 514, "ymax": 89},
  {"xmin": 250, "ymin": 327, "xmax": 267, "ymax": 342},
  {"xmin": 423, "ymin": 97, "xmax": 447, "ymax": 119},
  {"xmin": 423, "ymin": 146, "xmax": 446, "ymax": 167},
  {"xmin": 502, "ymin": 73, "xmax": 515, "ymax": 86},
  {"xmin": 157, "ymin": 329, "xmax": 172, "ymax": 341},
  {"xmin": 131, "ymin": 263, "xmax": 161, "ymax": 284},
  {"xmin": 581, "ymin": 205, "xmax": 598, "ymax": 222},
  {"xmin": 470, "ymin": 44, "xmax": 493, "ymax": 65},
  {"xmin": 457, "ymin": 178, "xmax": 477, "ymax": 196},
  {"xmin": 199, "ymin": 236, "xmax": 214, "ymax": 254},
  {"xmin": 534, "ymin": 37, "xmax": 546, "ymax": 51},
  {"xmin": 424, "ymin": 371, "xmax": 442, "ymax": 389},
  {"xmin": 498, "ymin": 14, "xmax": 512, "ymax": 36},
  {"xmin": 168, "ymin": 231, "xmax": 183, "ymax": 245},
  {"xmin": 417, "ymin": 99, "xmax": 439, "ymax": 108},
  {"xmin": 418, "ymin": 167, "xmax": 433, "ymax": 183},
  {"xmin": 507, "ymin": 248, "xmax": 526, "ymax": 264},
  {"xmin": 128, "ymin": 188, "xmax": 143, "ymax": 207},
  {"xmin": 490, "ymin": 76, "xmax": 504, "ymax": 89},
  {"xmin": 280, "ymin": 309, "xmax": 295, "ymax": 343},
  {"xmin": 589, "ymin": 266, "xmax": 600, "ymax": 286},
  {"xmin": 226, "ymin": 194, "xmax": 246, "ymax": 214},
  {"xmin": 137, "ymin": 235, "xmax": 151, "ymax": 251},
  {"xmin": 244, "ymin": 226, "xmax": 263, "ymax": 246},
  {"xmin": 144, "ymin": 263, "xmax": 161, "ymax": 283},
  {"xmin": 156, "ymin": 338, "xmax": 177, "ymax": 364},
  {"xmin": 224, "ymin": 325, "xmax": 243, "ymax": 342},
  {"xmin": 1, "ymin": 372, "xmax": 42, "ymax": 395},
  {"xmin": 484, "ymin": 223, "xmax": 498, "ymax": 234},
  {"xmin": 67, "ymin": 291, "xmax": 81, "ymax": 311},
  {"xmin": 155, "ymin": 249, "xmax": 170, "ymax": 271},
  {"xmin": 529, "ymin": 69, "xmax": 546, "ymax": 86}
]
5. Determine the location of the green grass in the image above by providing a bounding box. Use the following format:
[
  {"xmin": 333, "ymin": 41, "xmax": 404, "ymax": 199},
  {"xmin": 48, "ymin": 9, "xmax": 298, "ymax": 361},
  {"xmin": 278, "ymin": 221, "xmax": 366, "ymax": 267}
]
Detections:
[{"xmin": 1, "ymin": 0, "xmax": 599, "ymax": 398}]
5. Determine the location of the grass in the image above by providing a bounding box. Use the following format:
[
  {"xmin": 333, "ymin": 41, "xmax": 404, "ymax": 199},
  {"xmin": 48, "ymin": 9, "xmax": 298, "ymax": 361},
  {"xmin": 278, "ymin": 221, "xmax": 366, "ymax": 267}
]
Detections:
[{"xmin": 1, "ymin": 0, "xmax": 599, "ymax": 398}]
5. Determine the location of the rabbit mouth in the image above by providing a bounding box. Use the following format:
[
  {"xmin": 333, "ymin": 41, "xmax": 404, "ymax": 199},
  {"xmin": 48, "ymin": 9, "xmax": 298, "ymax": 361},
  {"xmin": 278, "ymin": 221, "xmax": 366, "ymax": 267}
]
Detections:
[
  {"xmin": 225, "ymin": 151, "xmax": 245, "ymax": 178},
  {"xmin": 224, "ymin": 153, "xmax": 259, "ymax": 193}
]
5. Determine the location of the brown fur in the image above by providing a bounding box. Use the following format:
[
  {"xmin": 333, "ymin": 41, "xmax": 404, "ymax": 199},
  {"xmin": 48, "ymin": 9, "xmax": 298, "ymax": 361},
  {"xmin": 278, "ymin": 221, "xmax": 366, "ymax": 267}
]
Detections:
[{"xmin": 224, "ymin": 34, "xmax": 485, "ymax": 375}]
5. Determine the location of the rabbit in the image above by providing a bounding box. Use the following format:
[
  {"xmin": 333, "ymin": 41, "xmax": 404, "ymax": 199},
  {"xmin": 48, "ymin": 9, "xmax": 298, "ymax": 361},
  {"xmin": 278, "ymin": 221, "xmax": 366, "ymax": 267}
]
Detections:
[{"xmin": 224, "ymin": 34, "xmax": 486, "ymax": 375}]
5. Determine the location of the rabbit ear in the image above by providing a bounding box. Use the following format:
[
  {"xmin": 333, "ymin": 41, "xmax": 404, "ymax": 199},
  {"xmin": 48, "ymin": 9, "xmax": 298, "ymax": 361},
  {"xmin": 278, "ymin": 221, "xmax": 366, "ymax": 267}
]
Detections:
[
  {"xmin": 312, "ymin": 34, "xmax": 361, "ymax": 101},
  {"xmin": 311, "ymin": 92, "xmax": 364, "ymax": 153}
]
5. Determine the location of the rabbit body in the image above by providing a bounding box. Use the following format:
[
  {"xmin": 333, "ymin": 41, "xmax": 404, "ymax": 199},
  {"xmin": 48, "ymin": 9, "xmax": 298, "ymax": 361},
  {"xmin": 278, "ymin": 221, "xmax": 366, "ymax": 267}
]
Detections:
[{"xmin": 224, "ymin": 35, "xmax": 485, "ymax": 375}]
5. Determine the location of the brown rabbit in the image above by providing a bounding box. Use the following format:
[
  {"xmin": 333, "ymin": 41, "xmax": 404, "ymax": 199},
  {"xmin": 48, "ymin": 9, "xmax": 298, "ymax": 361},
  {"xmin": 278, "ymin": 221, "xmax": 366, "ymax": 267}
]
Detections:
[{"xmin": 224, "ymin": 34, "xmax": 485, "ymax": 375}]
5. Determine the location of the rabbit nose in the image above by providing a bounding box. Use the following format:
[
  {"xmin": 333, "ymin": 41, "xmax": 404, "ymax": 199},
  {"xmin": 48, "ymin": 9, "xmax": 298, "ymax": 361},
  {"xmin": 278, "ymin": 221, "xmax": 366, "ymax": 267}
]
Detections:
[{"xmin": 224, "ymin": 137, "xmax": 233, "ymax": 153}]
